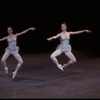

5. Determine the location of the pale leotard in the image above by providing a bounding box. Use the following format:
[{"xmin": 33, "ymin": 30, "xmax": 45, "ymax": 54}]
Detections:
[
  {"xmin": 5, "ymin": 37, "xmax": 19, "ymax": 54},
  {"xmin": 56, "ymin": 33, "xmax": 71, "ymax": 52}
]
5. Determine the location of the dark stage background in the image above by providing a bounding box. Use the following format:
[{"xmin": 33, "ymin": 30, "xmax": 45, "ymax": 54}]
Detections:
[{"xmin": 0, "ymin": 0, "xmax": 99, "ymax": 54}]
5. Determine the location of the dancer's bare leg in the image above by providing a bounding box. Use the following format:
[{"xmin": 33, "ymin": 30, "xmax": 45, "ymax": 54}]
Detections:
[
  {"xmin": 12, "ymin": 53, "xmax": 23, "ymax": 79},
  {"xmin": 50, "ymin": 49, "xmax": 63, "ymax": 71},
  {"xmin": 1, "ymin": 51, "xmax": 10, "ymax": 74},
  {"xmin": 63, "ymin": 52, "xmax": 76, "ymax": 68}
]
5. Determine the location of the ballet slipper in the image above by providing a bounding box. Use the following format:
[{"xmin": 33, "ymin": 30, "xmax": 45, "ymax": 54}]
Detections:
[
  {"xmin": 4, "ymin": 67, "xmax": 8, "ymax": 74},
  {"xmin": 57, "ymin": 64, "xmax": 64, "ymax": 71},
  {"xmin": 12, "ymin": 71, "xmax": 17, "ymax": 79}
]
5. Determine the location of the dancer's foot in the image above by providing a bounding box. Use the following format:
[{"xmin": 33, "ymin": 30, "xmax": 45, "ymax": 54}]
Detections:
[
  {"xmin": 57, "ymin": 64, "xmax": 64, "ymax": 71},
  {"xmin": 4, "ymin": 67, "xmax": 8, "ymax": 74},
  {"xmin": 62, "ymin": 64, "xmax": 67, "ymax": 69},
  {"xmin": 12, "ymin": 71, "xmax": 17, "ymax": 79}
]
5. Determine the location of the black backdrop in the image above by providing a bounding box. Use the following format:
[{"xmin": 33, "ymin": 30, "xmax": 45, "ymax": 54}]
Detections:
[{"xmin": 0, "ymin": 0, "xmax": 99, "ymax": 54}]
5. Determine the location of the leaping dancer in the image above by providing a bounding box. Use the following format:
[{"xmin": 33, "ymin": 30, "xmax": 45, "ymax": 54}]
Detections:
[
  {"xmin": 47, "ymin": 22, "xmax": 91, "ymax": 71},
  {"xmin": 0, "ymin": 26, "xmax": 36, "ymax": 79}
]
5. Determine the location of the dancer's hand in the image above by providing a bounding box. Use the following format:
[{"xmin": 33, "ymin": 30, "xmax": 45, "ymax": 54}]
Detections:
[
  {"xmin": 30, "ymin": 27, "xmax": 36, "ymax": 31},
  {"xmin": 47, "ymin": 38, "xmax": 52, "ymax": 41},
  {"xmin": 85, "ymin": 30, "xmax": 91, "ymax": 33}
]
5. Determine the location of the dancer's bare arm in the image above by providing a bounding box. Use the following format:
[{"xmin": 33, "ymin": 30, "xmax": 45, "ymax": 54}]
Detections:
[
  {"xmin": 15, "ymin": 27, "xmax": 36, "ymax": 37},
  {"xmin": 0, "ymin": 37, "xmax": 7, "ymax": 42},
  {"xmin": 47, "ymin": 34, "xmax": 60, "ymax": 41},
  {"xmin": 69, "ymin": 30, "xmax": 91, "ymax": 35}
]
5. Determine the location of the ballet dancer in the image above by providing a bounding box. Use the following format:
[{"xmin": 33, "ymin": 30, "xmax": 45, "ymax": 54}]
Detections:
[
  {"xmin": 47, "ymin": 22, "xmax": 91, "ymax": 71},
  {"xmin": 0, "ymin": 26, "xmax": 36, "ymax": 79}
]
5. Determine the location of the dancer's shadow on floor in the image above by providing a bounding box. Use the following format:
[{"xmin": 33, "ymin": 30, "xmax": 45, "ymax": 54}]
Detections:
[
  {"xmin": 12, "ymin": 76, "xmax": 45, "ymax": 83},
  {"xmin": 12, "ymin": 76, "xmax": 32, "ymax": 82},
  {"xmin": 0, "ymin": 74, "xmax": 11, "ymax": 78}
]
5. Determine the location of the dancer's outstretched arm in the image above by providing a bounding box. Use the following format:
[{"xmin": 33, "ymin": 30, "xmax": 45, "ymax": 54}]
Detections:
[
  {"xmin": 0, "ymin": 37, "xmax": 7, "ymax": 42},
  {"xmin": 69, "ymin": 29, "xmax": 91, "ymax": 35},
  {"xmin": 47, "ymin": 34, "xmax": 60, "ymax": 41},
  {"xmin": 15, "ymin": 27, "xmax": 36, "ymax": 37}
]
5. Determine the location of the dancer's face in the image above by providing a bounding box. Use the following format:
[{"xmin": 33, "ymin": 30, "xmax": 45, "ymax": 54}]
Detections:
[
  {"xmin": 61, "ymin": 24, "xmax": 67, "ymax": 32},
  {"xmin": 7, "ymin": 27, "xmax": 13, "ymax": 35}
]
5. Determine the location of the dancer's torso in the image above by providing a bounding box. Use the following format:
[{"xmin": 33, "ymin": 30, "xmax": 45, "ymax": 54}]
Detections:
[
  {"xmin": 60, "ymin": 32, "xmax": 70, "ymax": 44},
  {"xmin": 7, "ymin": 37, "xmax": 17, "ymax": 48}
]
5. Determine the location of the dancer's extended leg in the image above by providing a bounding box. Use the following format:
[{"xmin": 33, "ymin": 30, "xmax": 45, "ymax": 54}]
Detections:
[
  {"xmin": 50, "ymin": 49, "xmax": 63, "ymax": 71},
  {"xmin": 12, "ymin": 53, "xmax": 23, "ymax": 79},
  {"xmin": 63, "ymin": 52, "xmax": 77, "ymax": 68},
  {"xmin": 1, "ymin": 51, "xmax": 10, "ymax": 74}
]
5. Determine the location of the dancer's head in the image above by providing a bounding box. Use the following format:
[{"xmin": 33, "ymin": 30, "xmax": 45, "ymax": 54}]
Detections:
[
  {"xmin": 61, "ymin": 22, "xmax": 67, "ymax": 32},
  {"xmin": 7, "ymin": 27, "xmax": 13, "ymax": 35}
]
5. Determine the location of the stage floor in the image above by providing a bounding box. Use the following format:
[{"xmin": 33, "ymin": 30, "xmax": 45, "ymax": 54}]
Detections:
[{"xmin": 0, "ymin": 51, "xmax": 100, "ymax": 99}]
